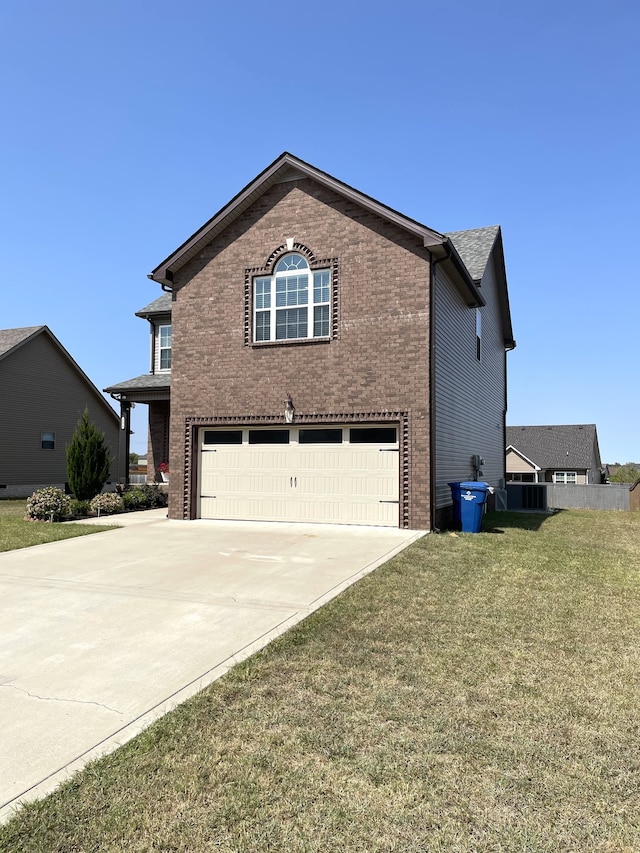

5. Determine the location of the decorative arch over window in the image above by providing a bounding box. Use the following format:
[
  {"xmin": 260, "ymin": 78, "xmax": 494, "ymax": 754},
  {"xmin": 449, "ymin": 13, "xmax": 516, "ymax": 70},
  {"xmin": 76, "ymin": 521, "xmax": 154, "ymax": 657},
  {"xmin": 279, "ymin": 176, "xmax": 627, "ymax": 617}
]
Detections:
[{"xmin": 245, "ymin": 245, "xmax": 338, "ymax": 345}]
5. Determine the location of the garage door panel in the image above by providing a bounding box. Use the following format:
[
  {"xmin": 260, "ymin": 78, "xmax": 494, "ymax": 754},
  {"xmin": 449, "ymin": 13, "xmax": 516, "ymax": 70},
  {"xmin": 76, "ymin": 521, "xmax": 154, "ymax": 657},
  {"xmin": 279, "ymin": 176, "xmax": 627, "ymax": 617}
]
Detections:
[
  {"xmin": 199, "ymin": 426, "xmax": 400, "ymax": 527},
  {"xmin": 246, "ymin": 498, "xmax": 291, "ymax": 521},
  {"xmin": 296, "ymin": 472, "xmax": 397, "ymax": 499},
  {"xmin": 293, "ymin": 496, "xmax": 398, "ymax": 526}
]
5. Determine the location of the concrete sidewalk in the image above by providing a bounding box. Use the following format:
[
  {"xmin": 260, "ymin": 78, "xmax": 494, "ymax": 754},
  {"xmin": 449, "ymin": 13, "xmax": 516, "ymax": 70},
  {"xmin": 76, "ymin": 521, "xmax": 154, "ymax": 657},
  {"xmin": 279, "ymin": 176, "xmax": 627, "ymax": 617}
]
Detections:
[{"xmin": 1, "ymin": 515, "xmax": 424, "ymax": 822}]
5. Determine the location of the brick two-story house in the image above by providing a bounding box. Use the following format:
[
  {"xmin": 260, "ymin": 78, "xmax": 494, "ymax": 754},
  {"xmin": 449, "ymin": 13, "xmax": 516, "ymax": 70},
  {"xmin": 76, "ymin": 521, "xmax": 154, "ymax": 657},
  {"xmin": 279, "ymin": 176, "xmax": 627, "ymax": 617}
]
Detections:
[{"xmin": 107, "ymin": 153, "xmax": 515, "ymax": 529}]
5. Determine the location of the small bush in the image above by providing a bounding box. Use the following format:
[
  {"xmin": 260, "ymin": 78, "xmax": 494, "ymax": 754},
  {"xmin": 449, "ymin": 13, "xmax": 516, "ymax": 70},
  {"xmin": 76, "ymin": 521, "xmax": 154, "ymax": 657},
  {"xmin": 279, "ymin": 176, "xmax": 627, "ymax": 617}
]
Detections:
[
  {"xmin": 26, "ymin": 488, "xmax": 71, "ymax": 522},
  {"xmin": 70, "ymin": 499, "xmax": 90, "ymax": 517},
  {"xmin": 89, "ymin": 493, "xmax": 124, "ymax": 515},
  {"xmin": 137, "ymin": 484, "xmax": 168, "ymax": 508},
  {"xmin": 122, "ymin": 489, "xmax": 145, "ymax": 510},
  {"xmin": 115, "ymin": 484, "xmax": 168, "ymax": 511}
]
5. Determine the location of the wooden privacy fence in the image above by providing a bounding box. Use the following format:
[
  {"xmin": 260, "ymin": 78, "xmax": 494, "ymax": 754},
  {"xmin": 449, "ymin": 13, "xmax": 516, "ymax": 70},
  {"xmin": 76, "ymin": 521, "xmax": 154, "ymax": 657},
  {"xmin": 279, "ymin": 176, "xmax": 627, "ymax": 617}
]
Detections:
[{"xmin": 506, "ymin": 483, "xmax": 636, "ymax": 512}]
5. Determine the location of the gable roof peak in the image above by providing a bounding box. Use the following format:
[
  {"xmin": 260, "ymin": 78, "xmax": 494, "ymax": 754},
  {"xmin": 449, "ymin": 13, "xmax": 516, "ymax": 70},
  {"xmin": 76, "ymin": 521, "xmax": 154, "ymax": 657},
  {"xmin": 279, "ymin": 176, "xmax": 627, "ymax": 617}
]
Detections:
[
  {"xmin": 149, "ymin": 152, "xmax": 452, "ymax": 288},
  {"xmin": 0, "ymin": 325, "xmax": 46, "ymax": 360},
  {"xmin": 446, "ymin": 225, "xmax": 501, "ymax": 281}
]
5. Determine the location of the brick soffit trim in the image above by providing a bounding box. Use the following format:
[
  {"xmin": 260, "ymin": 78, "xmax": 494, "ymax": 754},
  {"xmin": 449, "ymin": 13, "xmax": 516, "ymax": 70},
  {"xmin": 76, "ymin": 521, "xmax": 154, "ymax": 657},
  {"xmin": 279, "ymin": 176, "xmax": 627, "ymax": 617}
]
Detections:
[{"xmin": 182, "ymin": 411, "xmax": 410, "ymax": 528}]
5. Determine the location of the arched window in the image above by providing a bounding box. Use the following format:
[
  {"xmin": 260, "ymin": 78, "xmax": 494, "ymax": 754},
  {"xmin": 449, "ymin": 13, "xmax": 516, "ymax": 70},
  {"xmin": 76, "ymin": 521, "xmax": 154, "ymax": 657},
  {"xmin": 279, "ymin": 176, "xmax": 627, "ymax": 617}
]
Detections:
[{"xmin": 254, "ymin": 253, "xmax": 330, "ymax": 342}]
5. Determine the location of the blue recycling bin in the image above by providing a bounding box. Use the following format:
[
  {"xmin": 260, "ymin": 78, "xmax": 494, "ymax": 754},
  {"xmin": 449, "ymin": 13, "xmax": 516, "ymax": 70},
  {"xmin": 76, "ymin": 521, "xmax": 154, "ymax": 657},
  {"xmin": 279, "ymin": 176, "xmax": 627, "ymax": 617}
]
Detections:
[{"xmin": 448, "ymin": 481, "xmax": 490, "ymax": 533}]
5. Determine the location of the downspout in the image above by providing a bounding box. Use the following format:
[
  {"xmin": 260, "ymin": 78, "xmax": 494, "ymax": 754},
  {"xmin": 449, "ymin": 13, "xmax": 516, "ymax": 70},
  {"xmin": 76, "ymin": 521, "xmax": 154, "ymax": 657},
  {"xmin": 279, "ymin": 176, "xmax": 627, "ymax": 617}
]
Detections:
[
  {"xmin": 429, "ymin": 242, "xmax": 453, "ymax": 530},
  {"xmin": 503, "ymin": 339, "xmax": 516, "ymax": 490}
]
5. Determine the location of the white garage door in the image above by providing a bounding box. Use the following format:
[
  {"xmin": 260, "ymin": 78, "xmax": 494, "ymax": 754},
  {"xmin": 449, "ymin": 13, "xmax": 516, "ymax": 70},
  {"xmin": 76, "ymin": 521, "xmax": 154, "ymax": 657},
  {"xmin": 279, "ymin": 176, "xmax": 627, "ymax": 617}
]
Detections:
[{"xmin": 198, "ymin": 425, "xmax": 399, "ymax": 526}]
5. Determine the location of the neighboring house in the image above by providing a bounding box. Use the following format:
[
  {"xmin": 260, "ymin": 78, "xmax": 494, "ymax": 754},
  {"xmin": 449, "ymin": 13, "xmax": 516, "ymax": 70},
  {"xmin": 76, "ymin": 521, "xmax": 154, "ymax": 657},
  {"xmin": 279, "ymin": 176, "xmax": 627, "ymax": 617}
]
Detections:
[
  {"xmin": 0, "ymin": 326, "xmax": 120, "ymax": 497},
  {"xmin": 506, "ymin": 424, "xmax": 605, "ymax": 485},
  {"xmin": 106, "ymin": 153, "xmax": 515, "ymax": 529}
]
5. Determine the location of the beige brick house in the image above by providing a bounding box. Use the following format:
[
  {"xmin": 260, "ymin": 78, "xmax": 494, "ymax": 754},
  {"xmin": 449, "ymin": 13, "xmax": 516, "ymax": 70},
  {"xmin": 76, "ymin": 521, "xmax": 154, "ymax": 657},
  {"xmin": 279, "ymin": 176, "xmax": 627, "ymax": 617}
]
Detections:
[{"xmin": 107, "ymin": 153, "xmax": 515, "ymax": 529}]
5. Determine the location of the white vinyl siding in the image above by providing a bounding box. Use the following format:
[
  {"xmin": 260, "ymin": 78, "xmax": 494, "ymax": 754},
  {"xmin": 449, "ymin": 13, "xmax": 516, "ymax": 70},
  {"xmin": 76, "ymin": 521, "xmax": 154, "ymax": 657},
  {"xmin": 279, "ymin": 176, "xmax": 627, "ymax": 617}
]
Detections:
[{"xmin": 434, "ymin": 253, "xmax": 506, "ymax": 508}]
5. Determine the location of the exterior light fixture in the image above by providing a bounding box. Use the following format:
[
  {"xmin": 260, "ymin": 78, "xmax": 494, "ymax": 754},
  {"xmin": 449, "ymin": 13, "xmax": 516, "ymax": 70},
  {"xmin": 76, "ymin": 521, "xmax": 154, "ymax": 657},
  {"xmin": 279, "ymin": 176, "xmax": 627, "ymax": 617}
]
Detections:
[{"xmin": 284, "ymin": 393, "xmax": 295, "ymax": 424}]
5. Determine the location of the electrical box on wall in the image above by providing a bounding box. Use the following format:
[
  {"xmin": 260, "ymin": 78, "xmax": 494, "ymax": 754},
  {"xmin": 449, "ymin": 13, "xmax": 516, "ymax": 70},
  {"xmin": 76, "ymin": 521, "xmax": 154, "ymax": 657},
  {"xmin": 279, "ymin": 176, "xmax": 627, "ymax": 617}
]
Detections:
[{"xmin": 471, "ymin": 454, "xmax": 485, "ymax": 478}]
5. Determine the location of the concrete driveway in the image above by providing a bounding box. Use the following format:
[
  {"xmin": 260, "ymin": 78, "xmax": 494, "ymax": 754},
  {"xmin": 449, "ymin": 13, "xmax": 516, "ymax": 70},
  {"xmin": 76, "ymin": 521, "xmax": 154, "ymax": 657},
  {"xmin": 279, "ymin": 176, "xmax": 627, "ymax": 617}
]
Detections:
[{"xmin": 0, "ymin": 511, "xmax": 423, "ymax": 822}]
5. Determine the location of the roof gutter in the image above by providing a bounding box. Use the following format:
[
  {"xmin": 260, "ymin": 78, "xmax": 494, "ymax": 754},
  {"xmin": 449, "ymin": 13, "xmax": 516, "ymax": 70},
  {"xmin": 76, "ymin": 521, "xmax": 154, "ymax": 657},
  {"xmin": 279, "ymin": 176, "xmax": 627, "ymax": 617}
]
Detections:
[{"xmin": 148, "ymin": 269, "xmax": 174, "ymax": 292}]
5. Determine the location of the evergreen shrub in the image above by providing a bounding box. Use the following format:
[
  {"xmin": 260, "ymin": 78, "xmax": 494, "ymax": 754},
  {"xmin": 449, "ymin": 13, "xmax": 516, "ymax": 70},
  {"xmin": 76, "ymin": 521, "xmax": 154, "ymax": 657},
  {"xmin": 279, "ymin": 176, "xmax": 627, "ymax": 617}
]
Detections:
[{"xmin": 67, "ymin": 408, "xmax": 112, "ymax": 501}]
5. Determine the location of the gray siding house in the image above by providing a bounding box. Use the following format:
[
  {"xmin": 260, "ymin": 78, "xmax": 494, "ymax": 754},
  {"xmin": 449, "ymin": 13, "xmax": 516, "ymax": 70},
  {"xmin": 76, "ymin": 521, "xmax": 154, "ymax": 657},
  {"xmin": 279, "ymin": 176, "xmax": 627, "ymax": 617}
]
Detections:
[
  {"xmin": 0, "ymin": 326, "xmax": 120, "ymax": 497},
  {"xmin": 434, "ymin": 226, "xmax": 513, "ymax": 511},
  {"xmin": 506, "ymin": 424, "xmax": 605, "ymax": 485},
  {"xmin": 107, "ymin": 153, "xmax": 515, "ymax": 529}
]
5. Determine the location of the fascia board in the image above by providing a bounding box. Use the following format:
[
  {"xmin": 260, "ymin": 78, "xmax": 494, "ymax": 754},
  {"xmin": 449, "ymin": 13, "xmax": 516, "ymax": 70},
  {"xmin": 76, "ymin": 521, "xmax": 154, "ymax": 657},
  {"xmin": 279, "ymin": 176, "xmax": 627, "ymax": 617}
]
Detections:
[
  {"xmin": 506, "ymin": 444, "xmax": 541, "ymax": 470},
  {"xmin": 149, "ymin": 153, "xmax": 447, "ymax": 286},
  {"xmin": 491, "ymin": 229, "xmax": 516, "ymax": 348}
]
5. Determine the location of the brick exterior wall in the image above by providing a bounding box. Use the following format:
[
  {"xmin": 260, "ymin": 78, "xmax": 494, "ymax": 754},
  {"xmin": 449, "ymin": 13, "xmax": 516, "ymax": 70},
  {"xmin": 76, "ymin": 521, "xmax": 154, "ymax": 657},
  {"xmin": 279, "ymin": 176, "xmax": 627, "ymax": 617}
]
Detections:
[
  {"xmin": 167, "ymin": 178, "xmax": 432, "ymax": 528},
  {"xmin": 147, "ymin": 401, "xmax": 170, "ymax": 483}
]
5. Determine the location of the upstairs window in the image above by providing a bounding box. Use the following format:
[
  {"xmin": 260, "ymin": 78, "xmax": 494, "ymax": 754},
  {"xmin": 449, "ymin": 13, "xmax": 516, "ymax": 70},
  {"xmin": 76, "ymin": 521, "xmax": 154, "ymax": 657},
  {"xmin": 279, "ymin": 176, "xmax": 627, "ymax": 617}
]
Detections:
[
  {"xmin": 254, "ymin": 253, "xmax": 330, "ymax": 343},
  {"xmin": 475, "ymin": 308, "xmax": 482, "ymax": 361},
  {"xmin": 158, "ymin": 324, "xmax": 172, "ymax": 370}
]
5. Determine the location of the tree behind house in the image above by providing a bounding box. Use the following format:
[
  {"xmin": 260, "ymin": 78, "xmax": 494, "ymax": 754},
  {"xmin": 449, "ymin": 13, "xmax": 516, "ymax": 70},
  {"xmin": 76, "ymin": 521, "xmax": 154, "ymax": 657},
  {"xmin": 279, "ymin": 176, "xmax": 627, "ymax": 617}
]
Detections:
[
  {"xmin": 67, "ymin": 408, "xmax": 112, "ymax": 501},
  {"xmin": 609, "ymin": 463, "xmax": 640, "ymax": 484}
]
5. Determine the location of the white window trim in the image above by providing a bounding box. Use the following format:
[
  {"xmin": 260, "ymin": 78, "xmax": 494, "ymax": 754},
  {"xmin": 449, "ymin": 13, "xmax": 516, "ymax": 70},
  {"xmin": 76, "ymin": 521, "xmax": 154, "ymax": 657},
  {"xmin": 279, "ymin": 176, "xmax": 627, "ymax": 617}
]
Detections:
[
  {"xmin": 157, "ymin": 323, "xmax": 172, "ymax": 372},
  {"xmin": 553, "ymin": 471, "xmax": 577, "ymax": 484},
  {"xmin": 253, "ymin": 253, "xmax": 330, "ymax": 343}
]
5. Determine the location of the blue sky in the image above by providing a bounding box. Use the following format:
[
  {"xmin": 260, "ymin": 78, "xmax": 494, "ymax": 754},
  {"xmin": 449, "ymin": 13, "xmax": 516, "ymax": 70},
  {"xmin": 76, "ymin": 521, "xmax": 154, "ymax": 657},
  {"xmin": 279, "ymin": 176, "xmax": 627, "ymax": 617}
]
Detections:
[{"xmin": 2, "ymin": 0, "xmax": 638, "ymax": 462}]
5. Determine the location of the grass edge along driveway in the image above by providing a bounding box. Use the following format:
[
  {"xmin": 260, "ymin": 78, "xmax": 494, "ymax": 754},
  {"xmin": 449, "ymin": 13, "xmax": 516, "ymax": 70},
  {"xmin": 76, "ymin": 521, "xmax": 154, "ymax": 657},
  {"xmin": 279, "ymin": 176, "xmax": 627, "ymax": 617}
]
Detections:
[
  {"xmin": 0, "ymin": 499, "xmax": 116, "ymax": 552},
  {"xmin": 2, "ymin": 508, "xmax": 640, "ymax": 852}
]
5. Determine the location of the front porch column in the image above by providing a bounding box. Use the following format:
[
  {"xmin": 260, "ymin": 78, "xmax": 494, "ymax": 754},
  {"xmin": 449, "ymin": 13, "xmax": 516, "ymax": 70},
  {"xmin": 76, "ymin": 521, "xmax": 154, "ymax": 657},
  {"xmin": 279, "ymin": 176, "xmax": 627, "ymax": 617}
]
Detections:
[{"xmin": 117, "ymin": 399, "xmax": 132, "ymax": 486}]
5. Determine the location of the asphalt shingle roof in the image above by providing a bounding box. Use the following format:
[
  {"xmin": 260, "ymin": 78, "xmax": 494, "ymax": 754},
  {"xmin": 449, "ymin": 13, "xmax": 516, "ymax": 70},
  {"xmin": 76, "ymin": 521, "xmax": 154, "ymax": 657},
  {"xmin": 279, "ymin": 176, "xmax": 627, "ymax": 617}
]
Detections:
[
  {"xmin": 0, "ymin": 326, "xmax": 43, "ymax": 359},
  {"xmin": 506, "ymin": 424, "xmax": 600, "ymax": 469},
  {"xmin": 447, "ymin": 226, "xmax": 500, "ymax": 281},
  {"xmin": 104, "ymin": 373, "xmax": 171, "ymax": 393},
  {"xmin": 136, "ymin": 293, "xmax": 172, "ymax": 317}
]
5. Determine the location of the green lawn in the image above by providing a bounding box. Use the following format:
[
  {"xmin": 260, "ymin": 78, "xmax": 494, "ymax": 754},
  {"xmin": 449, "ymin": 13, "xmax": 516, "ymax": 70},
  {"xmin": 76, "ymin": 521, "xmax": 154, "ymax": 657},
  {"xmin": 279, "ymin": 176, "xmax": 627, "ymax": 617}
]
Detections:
[
  {"xmin": 0, "ymin": 499, "xmax": 117, "ymax": 551},
  {"xmin": 2, "ymin": 509, "xmax": 640, "ymax": 851}
]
